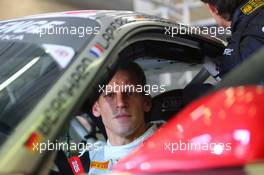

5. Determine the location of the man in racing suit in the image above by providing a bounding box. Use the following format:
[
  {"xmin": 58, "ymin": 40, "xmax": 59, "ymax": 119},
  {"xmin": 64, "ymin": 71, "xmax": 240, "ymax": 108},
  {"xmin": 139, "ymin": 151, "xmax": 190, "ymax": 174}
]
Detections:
[
  {"xmin": 201, "ymin": 0, "xmax": 264, "ymax": 77},
  {"xmin": 87, "ymin": 62, "xmax": 162, "ymax": 174}
]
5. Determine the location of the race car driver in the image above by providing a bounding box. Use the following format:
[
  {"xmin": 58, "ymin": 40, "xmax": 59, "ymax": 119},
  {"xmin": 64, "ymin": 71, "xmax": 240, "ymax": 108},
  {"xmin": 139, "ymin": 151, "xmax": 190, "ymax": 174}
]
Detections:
[
  {"xmin": 201, "ymin": 0, "xmax": 264, "ymax": 77},
  {"xmin": 88, "ymin": 62, "xmax": 162, "ymax": 174}
]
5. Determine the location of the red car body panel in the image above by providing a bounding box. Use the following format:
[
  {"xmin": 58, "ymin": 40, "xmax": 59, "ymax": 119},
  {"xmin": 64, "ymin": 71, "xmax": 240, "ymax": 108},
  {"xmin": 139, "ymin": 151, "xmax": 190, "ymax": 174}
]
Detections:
[{"xmin": 113, "ymin": 86, "xmax": 264, "ymax": 173}]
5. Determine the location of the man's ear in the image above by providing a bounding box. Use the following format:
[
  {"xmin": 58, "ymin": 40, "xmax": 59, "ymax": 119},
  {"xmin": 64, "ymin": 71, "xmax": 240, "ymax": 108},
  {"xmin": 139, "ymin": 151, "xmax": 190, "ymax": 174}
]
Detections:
[
  {"xmin": 143, "ymin": 96, "xmax": 152, "ymax": 112},
  {"xmin": 208, "ymin": 4, "xmax": 218, "ymax": 14},
  {"xmin": 92, "ymin": 102, "xmax": 101, "ymax": 117},
  {"xmin": 207, "ymin": 3, "xmax": 231, "ymax": 28}
]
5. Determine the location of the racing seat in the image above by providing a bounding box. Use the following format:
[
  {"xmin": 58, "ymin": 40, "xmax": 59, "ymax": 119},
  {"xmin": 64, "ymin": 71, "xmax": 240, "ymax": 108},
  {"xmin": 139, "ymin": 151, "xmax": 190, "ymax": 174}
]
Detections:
[
  {"xmin": 147, "ymin": 89, "xmax": 184, "ymax": 122},
  {"xmin": 147, "ymin": 84, "xmax": 213, "ymax": 122}
]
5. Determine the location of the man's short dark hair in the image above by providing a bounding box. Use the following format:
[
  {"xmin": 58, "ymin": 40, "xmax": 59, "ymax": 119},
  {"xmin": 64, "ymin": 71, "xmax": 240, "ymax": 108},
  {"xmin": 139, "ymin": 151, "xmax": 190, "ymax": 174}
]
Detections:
[
  {"xmin": 201, "ymin": 0, "xmax": 244, "ymax": 20},
  {"xmin": 117, "ymin": 62, "xmax": 146, "ymax": 87}
]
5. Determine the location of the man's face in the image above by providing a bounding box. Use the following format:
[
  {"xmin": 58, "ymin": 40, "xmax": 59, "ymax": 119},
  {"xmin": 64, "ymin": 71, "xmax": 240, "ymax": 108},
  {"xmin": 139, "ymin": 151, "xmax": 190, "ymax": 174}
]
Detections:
[{"xmin": 92, "ymin": 70, "xmax": 151, "ymax": 138}]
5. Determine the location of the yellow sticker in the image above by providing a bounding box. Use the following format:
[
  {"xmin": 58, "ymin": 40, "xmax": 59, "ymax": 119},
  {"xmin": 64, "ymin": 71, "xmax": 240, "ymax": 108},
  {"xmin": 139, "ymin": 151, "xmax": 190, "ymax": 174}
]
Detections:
[
  {"xmin": 241, "ymin": 0, "xmax": 264, "ymax": 15},
  {"xmin": 90, "ymin": 161, "xmax": 109, "ymax": 170}
]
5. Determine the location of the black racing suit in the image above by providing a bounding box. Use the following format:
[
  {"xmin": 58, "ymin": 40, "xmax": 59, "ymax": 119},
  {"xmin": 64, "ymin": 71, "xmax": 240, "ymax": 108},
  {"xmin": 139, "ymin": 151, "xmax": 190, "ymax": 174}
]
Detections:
[{"xmin": 219, "ymin": 0, "xmax": 264, "ymax": 77}]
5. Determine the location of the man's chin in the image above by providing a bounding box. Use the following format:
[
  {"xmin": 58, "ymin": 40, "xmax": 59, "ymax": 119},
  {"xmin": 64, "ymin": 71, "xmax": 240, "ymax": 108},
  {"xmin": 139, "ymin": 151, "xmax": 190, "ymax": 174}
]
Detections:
[{"xmin": 116, "ymin": 127, "xmax": 137, "ymax": 137}]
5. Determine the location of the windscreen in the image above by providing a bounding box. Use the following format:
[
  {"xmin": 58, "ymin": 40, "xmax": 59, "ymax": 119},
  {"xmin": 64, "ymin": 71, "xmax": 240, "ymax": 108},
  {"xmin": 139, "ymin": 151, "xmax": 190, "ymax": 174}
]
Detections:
[
  {"xmin": 0, "ymin": 16, "xmax": 100, "ymax": 145},
  {"xmin": 0, "ymin": 41, "xmax": 73, "ymax": 145}
]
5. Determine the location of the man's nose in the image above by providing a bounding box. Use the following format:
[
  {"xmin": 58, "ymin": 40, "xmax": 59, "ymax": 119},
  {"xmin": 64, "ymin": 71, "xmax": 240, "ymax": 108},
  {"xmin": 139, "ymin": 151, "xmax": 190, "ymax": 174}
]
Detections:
[{"xmin": 116, "ymin": 93, "xmax": 127, "ymax": 108}]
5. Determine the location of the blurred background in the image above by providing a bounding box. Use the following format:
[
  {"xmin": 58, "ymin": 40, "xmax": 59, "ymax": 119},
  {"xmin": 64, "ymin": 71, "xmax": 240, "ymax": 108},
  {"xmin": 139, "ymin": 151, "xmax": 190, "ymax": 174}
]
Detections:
[{"xmin": 0, "ymin": 0, "xmax": 215, "ymax": 26}]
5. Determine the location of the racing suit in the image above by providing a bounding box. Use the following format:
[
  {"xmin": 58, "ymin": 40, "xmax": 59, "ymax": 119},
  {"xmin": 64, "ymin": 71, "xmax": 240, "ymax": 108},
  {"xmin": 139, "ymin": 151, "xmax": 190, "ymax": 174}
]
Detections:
[
  {"xmin": 219, "ymin": 0, "xmax": 264, "ymax": 77},
  {"xmin": 87, "ymin": 123, "xmax": 160, "ymax": 174}
]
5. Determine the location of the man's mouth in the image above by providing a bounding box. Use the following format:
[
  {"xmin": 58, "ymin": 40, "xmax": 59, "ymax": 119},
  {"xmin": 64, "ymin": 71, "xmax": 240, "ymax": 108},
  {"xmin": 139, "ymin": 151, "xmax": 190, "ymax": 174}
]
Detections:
[{"xmin": 115, "ymin": 114, "xmax": 131, "ymax": 119}]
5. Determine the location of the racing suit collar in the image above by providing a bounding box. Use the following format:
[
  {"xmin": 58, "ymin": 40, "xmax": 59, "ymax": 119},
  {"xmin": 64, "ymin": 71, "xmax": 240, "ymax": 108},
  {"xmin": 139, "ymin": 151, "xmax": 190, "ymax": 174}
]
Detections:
[{"xmin": 231, "ymin": 0, "xmax": 253, "ymax": 31}]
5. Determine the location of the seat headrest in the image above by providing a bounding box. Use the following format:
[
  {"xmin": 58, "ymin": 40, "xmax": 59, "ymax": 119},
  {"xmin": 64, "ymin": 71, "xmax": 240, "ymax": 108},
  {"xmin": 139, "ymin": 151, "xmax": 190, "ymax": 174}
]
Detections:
[
  {"xmin": 147, "ymin": 84, "xmax": 213, "ymax": 122},
  {"xmin": 147, "ymin": 89, "xmax": 183, "ymax": 122}
]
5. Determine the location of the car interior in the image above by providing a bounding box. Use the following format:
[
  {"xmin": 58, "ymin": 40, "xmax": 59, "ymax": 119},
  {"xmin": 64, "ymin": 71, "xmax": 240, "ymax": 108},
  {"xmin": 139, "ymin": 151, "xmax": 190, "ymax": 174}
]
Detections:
[
  {"xmin": 67, "ymin": 40, "xmax": 217, "ymax": 140},
  {"xmin": 49, "ymin": 38, "xmax": 224, "ymax": 174}
]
